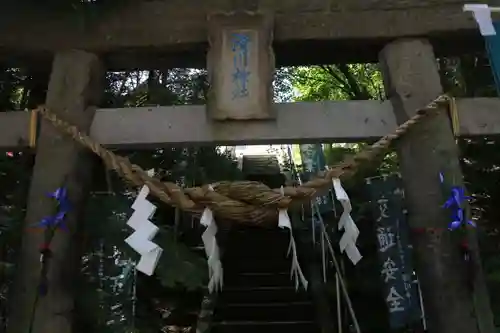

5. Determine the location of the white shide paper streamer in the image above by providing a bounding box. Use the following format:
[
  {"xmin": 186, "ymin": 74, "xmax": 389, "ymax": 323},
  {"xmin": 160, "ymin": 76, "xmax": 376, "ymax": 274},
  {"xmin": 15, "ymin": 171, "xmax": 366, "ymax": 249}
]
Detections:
[
  {"xmin": 125, "ymin": 169, "xmax": 163, "ymax": 276},
  {"xmin": 332, "ymin": 178, "xmax": 362, "ymax": 265},
  {"xmin": 464, "ymin": 4, "xmax": 496, "ymax": 36},
  {"xmin": 279, "ymin": 187, "xmax": 308, "ymax": 291},
  {"xmin": 200, "ymin": 185, "xmax": 223, "ymax": 293}
]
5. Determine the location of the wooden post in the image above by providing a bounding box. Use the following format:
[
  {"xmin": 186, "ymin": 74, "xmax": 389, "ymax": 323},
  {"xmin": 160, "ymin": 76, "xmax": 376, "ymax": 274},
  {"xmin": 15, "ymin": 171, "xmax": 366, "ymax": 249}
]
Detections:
[
  {"xmin": 7, "ymin": 50, "xmax": 104, "ymax": 333},
  {"xmin": 379, "ymin": 39, "xmax": 495, "ymax": 333},
  {"xmin": 207, "ymin": 12, "xmax": 274, "ymax": 120}
]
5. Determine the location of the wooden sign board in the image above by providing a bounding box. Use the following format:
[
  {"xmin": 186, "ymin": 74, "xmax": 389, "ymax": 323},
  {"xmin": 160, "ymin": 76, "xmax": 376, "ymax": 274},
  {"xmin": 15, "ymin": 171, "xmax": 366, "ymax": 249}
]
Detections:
[{"xmin": 207, "ymin": 12, "xmax": 275, "ymax": 120}]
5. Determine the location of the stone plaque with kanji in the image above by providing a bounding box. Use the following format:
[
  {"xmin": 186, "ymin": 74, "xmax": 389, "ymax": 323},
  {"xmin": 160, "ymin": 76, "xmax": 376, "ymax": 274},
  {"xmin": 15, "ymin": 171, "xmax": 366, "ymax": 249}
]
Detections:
[{"xmin": 207, "ymin": 12, "xmax": 275, "ymax": 120}]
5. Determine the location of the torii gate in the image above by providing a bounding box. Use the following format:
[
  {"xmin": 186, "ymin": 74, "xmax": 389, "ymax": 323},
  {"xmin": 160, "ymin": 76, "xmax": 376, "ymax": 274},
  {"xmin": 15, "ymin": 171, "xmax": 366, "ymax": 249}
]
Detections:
[{"xmin": 0, "ymin": 2, "xmax": 497, "ymax": 333}]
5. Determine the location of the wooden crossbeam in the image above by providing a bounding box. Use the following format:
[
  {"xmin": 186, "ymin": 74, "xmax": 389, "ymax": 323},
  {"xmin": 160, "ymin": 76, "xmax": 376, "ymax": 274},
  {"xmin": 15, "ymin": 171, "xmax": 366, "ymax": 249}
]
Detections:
[
  {"xmin": 0, "ymin": 2, "xmax": 483, "ymax": 68},
  {"xmin": 0, "ymin": 98, "xmax": 498, "ymax": 150}
]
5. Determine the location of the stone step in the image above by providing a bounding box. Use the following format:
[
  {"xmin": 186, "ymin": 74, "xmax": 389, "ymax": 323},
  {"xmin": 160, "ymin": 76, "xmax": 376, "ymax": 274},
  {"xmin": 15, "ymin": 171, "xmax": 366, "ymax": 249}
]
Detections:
[
  {"xmin": 193, "ymin": 244, "xmax": 292, "ymax": 261},
  {"xmin": 223, "ymin": 271, "xmax": 293, "ymax": 288},
  {"xmin": 218, "ymin": 286, "xmax": 310, "ymax": 304},
  {"xmin": 224, "ymin": 257, "xmax": 293, "ymax": 273},
  {"xmin": 223, "ymin": 246, "xmax": 291, "ymax": 261},
  {"xmin": 225, "ymin": 227, "xmax": 291, "ymax": 244},
  {"xmin": 208, "ymin": 227, "xmax": 319, "ymax": 333},
  {"xmin": 214, "ymin": 300, "xmax": 315, "ymax": 322},
  {"xmin": 211, "ymin": 320, "xmax": 318, "ymax": 333}
]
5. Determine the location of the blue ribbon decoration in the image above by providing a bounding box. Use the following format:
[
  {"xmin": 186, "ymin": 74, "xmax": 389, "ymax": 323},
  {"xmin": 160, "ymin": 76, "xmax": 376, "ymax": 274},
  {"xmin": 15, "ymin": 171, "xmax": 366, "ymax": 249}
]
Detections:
[
  {"xmin": 440, "ymin": 173, "xmax": 476, "ymax": 231},
  {"xmin": 33, "ymin": 187, "xmax": 70, "ymax": 231}
]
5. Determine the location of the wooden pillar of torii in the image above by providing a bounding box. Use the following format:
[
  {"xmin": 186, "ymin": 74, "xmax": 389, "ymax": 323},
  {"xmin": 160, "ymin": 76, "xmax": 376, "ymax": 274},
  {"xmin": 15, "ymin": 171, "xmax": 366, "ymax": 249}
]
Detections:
[
  {"xmin": 7, "ymin": 51, "xmax": 104, "ymax": 333},
  {"xmin": 379, "ymin": 39, "xmax": 495, "ymax": 333}
]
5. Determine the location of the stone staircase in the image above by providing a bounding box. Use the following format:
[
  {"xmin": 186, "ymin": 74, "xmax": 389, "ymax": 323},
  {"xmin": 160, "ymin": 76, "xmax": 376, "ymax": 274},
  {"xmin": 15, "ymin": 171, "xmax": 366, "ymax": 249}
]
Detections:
[{"xmin": 210, "ymin": 226, "xmax": 320, "ymax": 333}]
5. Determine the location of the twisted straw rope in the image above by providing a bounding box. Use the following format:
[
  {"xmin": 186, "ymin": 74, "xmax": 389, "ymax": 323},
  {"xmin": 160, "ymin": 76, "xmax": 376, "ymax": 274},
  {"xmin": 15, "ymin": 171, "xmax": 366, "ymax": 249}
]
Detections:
[{"xmin": 35, "ymin": 94, "xmax": 450, "ymax": 225}]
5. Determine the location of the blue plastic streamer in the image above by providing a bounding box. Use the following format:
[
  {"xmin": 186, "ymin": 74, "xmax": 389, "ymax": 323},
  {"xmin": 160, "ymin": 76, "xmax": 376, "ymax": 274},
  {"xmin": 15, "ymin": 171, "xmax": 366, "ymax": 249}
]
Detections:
[
  {"xmin": 440, "ymin": 173, "xmax": 475, "ymax": 231},
  {"xmin": 33, "ymin": 187, "xmax": 70, "ymax": 231}
]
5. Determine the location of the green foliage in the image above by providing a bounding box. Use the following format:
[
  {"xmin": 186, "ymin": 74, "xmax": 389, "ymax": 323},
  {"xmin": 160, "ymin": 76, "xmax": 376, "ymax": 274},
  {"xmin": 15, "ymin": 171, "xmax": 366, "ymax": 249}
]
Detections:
[
  {"xmin": 293, "ymin": 64, "xmax": 384, "ymax": 101},
  {"xmin": 291, "ymin": 63, "xmax": 390, "ymax": 194},
  {"xmin": 154, "ymin": 228, "xmax": 207, "ymax": 290}
]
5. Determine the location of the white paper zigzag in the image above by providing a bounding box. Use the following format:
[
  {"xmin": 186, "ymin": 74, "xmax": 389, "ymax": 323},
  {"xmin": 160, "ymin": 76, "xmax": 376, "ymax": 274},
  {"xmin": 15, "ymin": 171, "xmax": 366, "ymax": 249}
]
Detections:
[{"xmin": 125, "ymin": 176, "xmax": 163, "ymax": 276}]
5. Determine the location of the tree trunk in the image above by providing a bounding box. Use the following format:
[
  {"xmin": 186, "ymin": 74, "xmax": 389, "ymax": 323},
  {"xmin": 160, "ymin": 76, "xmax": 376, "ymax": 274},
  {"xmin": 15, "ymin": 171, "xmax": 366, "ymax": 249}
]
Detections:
[
  {"xmin": 379, "ymin": 39, "xmax": 494, "ymax": 333},
  {"xmin": 7, "ymin": 50, "xmax": 104, "ymax": 333}
]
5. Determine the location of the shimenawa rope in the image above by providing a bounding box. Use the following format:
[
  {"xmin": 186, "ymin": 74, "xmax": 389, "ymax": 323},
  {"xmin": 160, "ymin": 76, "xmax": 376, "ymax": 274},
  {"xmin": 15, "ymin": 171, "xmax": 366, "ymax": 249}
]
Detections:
[{"xmin": 33, "ymin": 94, "xmax": 450, "ymax": 224}]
